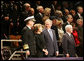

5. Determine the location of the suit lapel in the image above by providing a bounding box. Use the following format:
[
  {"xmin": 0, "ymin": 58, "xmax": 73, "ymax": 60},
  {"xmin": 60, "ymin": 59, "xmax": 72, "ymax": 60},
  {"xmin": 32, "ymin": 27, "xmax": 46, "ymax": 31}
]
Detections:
[
  {"xmin": 66, "ymin": 33, "xmax": 75, "ymax": 46},
  {"xmin": 66, "ymin": 33, "xmax": 72, "ymax": 41}
]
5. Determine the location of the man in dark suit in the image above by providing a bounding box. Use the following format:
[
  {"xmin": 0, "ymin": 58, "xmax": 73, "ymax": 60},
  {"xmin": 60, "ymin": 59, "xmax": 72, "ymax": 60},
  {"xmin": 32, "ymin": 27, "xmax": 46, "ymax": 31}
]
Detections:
[
  {"xmin": 19, "ymin": 3, "xmax": 31, "ymax": 30},
  {"xmin": 63, "ymin": 14, "xmax": 73, "ymax": 33},
  {"xmin": 50, "ymin": 16, "xmax": 59, "ymax": 40},
  {"xmin": 42, "ymin": 19, "xmax": 59, "ymax": 57},
  {"xmin": 62, "ymin": 25, "xmax": 76, "ymax": 57},
  {"xmin": 35, "ymin": 6, "xmax": 44, "ymax": 24},
  {"xmin": 75, "ymin": 6, "xmax": 83, "ymax": 20},
  {"xmin": 21, "ymin": 16, "xmax": 36, "ymax": 57},
  {"xmin": 76, "ymin": 19, "xmax": 83, "ymax": 57}
]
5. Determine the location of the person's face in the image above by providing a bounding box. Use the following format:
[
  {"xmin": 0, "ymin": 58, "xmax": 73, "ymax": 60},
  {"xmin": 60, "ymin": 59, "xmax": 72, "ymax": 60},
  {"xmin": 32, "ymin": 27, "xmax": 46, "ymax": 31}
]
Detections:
[
  {"xmin": 68, "ymin": 15, "xmax": 73, "ymax": 23},
  {"xmin": 28, "ymin": 20, "xmax": 35, "ymax": 27},
  {"xmin": 36, "ymin": 1, "xmax": 41, "ymax": 4},
  {"xmin": 45, "ymin": 22, "xmax": 52, "ymax": 29},
  {"xmin": 78, "ymin": 20, "xmax": 83, "ymax": 26},
  {"xmin": 31, "ymin": 9, "xmax": 34, "ymax": 15},
  {"xmin": 40, "ymin": 7, "xmax": 44, "ymax": 13},
  {"xmin": 53, "ymin": 1, "xmax": 57, "ymax": 5},
  {"xmin": 65, "ymin": 9, "xmax": 69, "ymax": 15},
  {"xmin": 68, "ymin": 27, "xmax": 73, "ymax": 33},
  {"xmin": 38, "ymin": 26, "xmax": 43, "ymax": 33},
  {"xmin": 52, "ymin": 19, "xmax": 57, "ymax": 25},
  {"xmin": 71, "ymin": 10, "xmax": 76, "ymax": 16},
  {"xmin": 78, "ymin": 8, "xmax": 83, "ymax": 14},
  {"xmin": 26, "ymin": 4, "xmax": 31, "ymax": 11},
  {"xmin": 72, "ymin": 24, "xmax": 76, "ymax": 29}
]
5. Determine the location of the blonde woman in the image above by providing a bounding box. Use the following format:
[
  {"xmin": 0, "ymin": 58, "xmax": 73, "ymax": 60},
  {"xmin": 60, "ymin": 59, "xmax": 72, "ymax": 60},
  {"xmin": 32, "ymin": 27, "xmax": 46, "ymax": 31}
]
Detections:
[
  {"xmin": 33, "ymin": 24, "xmax": 48, "ymax": 57},
  {"xmin": 44, "ymin": 8, "xmax": 51, "ymax": 17}
]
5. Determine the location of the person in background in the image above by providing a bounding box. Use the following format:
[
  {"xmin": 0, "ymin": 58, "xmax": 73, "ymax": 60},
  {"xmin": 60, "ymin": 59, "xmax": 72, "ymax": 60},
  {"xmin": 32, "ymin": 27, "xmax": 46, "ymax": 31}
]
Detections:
[
  {"xmin": 57, "ymin": 20, "xmax": 64, "ymax": 54},
  {"xmin": 75, "ymin": 6, "xmax": 83, "ymax": 20},
  {"xmin": 19, "ymin": 3, "xmax": 31, "ymax": 30},
  {"xmin": 70, "ymin": 9, "xmax": 76, "ymax": 23},
  {"xmin": 44, "ymin": 8, "xmax": 51, "ymax": 18},
  {"xmin": 50, "ymin": 16, "xmax": 59, "ymax": 41},
  {"xmin": 71, "ymin": 23, "xmax": 80, "ymax": 57},
  {"xmin": 71, "ymin": 23, "xmax": 80, "ymax": 47},
  {"xmin": 29, "ymin": 8, "xmax": 35, "ymax": 16},
  {"xmin": 33, "ymin": 24, "xmax": 48, "ymax": 57},
  {"xmin": 62, "ymin": 9, "xmax": 70, "ymax": 23},
  {"xmin": 42, "ymin": 19, "xmax": 59, "ymax": 57},
  {"xmin": 35, "ymin": 6, "xmax": 44, "ymax": 24},
  {"xmin": 55, "ymin": 10, "xmax": 64, "ymax": 24},
  {"xmin": 76, "ymin": 19, "xmax": 83, "ymax": 57},
  {"xmin": 63, "ymin": 14, "xmax": 73, "ymax": 33}
]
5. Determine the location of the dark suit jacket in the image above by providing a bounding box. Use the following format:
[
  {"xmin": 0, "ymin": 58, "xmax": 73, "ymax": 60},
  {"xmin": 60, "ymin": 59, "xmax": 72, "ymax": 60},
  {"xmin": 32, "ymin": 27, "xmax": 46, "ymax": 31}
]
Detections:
[
  {"xmin": 35, "ymin": 33, "xmax": 46, "ymax": 57},
  {"xmin": 21, "ymin": 26, "xmax": 36, "ymax": 55},
  {"xmin": 42, "ymin": 29, "xmax": 58, "ymax": 56},
  {"xmin": 75, "ymin": 13, "xmax": 83, "ymax": 20},
  {"xmin": 62, "ymin": 33, "xmax": 76, "ymax": 57},
  {"xmin": 51, "ymin": 25, "xmax": 59, "ymax": 40},
  {"xmin": 19, "ymin": 10, "xmax": 30, "ymax": 30},
  {"xmin": 35, "ymin": 13, "xmax": 44, "ymax": 24}
]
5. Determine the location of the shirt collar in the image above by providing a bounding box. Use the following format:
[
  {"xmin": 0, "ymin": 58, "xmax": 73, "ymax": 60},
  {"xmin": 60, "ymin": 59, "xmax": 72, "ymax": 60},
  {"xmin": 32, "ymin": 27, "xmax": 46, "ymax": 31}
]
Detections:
[
  {"xmin": 26, "ymin": 25, "xmax": 31, "ymax": 29},
  {"xmin": 47, "ymin": 28, "xmax": 51, "ymax": 32},
  {"xmin": 67, "ymin": 21, "xmax": 70, "ymax": 24},
  {"xmin": 67, "ymin": 32, "xmax": 71, "ymax": 36}
]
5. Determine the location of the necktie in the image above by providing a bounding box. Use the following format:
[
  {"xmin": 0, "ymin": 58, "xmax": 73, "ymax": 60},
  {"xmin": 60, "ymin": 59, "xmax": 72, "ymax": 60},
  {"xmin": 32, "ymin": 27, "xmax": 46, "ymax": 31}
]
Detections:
[{"xmin": 49, "ymin": 29, "xmax": 53, "ymax": 41}]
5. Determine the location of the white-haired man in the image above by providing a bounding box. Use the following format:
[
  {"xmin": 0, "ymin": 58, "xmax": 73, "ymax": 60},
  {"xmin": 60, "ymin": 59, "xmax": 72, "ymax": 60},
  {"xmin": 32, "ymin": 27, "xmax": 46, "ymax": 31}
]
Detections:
[{"xmin": 62, "ymin": 25, "xmax": 76, "ymax": 57}]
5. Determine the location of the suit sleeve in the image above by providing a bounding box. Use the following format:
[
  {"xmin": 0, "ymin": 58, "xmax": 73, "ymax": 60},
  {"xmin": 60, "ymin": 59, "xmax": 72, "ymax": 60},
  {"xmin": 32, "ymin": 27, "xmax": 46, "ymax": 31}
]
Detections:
[
  {"xmin": 22, "ymin": 29, "xmax": 29, "ymax": 50},
  {"xmin": 62, "ymin": 35, "xmax": 68, "ymax": 54}
]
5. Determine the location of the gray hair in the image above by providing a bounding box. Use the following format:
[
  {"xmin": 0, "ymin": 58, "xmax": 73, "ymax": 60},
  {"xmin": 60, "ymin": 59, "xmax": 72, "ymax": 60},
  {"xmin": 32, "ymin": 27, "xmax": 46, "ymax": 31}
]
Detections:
[
  {"xmin": 65, "ymin": 25, "xmax": 72, "ymax": 31},
  {"xmin": 45, "ymin": 19, "xmax": 52, "ymax": 24}
]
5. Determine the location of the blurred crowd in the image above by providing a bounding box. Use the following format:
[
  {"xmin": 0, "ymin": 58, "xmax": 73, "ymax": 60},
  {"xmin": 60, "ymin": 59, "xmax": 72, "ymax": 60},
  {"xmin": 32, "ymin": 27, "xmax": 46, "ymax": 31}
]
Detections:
[{"xmin": 1, "ymin": 1, "xmax": 83, "ymax": 57}]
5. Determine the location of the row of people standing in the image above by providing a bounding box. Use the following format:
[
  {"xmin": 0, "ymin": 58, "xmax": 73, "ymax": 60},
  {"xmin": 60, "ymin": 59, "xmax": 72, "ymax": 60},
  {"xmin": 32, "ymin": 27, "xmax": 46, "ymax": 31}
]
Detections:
[
  {"xmin": 21, "ymin": 16, "xmax": 59, "ymax": 57},
  {"xmin": 21, "ymin": 15, "xmax": 83, "ymax": 58}
]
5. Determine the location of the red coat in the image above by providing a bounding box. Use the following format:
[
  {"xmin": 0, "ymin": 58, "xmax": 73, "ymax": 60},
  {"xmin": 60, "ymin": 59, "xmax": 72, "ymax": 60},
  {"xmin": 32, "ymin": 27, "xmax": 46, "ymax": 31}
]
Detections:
[{"xmin": 72, "ymin": 30, "xmax": 80, "ymax": 47}]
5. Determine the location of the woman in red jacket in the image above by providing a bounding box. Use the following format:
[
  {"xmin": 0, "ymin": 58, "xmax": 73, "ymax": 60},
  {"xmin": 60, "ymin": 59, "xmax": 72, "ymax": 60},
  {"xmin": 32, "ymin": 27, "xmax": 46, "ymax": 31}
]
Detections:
[{"xmin": 71, "ymin": 23, "xmax": 80, "ymax": 47}]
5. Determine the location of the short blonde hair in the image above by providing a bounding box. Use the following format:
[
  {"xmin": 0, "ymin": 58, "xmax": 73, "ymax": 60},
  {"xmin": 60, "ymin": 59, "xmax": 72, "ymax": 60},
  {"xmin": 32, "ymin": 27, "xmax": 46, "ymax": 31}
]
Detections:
[{"xmin": 44, "ymin": 8, "xmax": 51, "ymax": 16}]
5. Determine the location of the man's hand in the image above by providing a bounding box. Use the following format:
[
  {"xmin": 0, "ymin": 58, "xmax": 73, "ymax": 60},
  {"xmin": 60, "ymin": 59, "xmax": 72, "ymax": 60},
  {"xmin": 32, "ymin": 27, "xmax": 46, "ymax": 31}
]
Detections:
[
  {"xmin": 42, "ymin": 49, "xmax": 48, "ymax": 55},
  {"xmin": 45, "ymin": 50, "xmax": 48, "ymax": 55},
  {"xmin": 56, "ymin": 51, "xmax": 59, "ymax": 56},
  {"xmin": 66, "ymin": 54, "xmax": 70, "ymax": 57},
  {"xmin": 26, "ymin": 50, "xmax": 30, "ymax": 55}
]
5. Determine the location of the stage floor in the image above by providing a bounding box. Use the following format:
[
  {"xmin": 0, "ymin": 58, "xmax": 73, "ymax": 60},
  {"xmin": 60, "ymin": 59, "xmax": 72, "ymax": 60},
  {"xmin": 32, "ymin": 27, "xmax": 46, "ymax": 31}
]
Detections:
[{"xmin": 26, "ymin": 57, "xmax": 83, "ymax": 60}]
